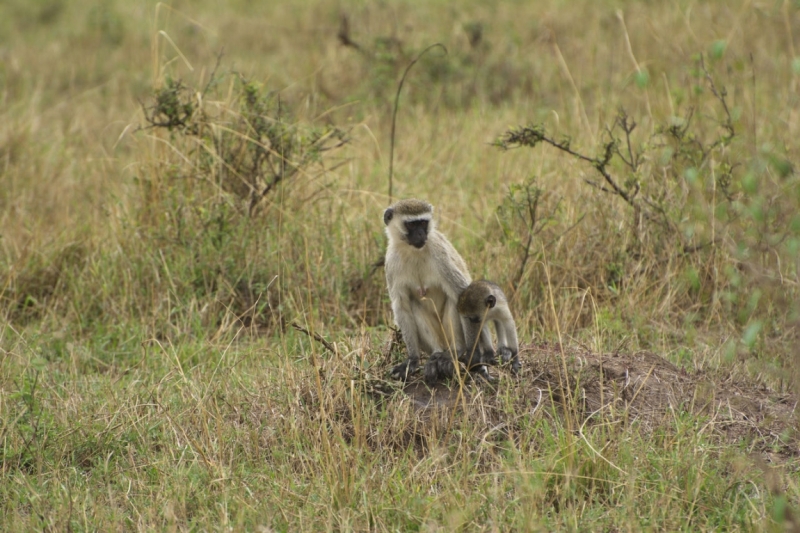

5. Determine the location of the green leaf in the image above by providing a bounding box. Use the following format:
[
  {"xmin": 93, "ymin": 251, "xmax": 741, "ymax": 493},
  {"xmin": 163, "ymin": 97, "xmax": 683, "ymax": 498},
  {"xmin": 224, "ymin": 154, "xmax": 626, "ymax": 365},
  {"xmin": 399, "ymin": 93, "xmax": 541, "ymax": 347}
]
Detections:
[
  {"xmin": 741, "ymin": 321, "xmax": 762, "ymax": 349},
  {"xmin": 723, "ymin": 340, "xmax": 737, "ymax": 362},
  {"xmin": 773, "ymin": 495, "xmax": 788, "ymax": 523},
  {"xmin": 748, "ymin": 200, "xmax": 765, "ymax": 223},
  {"xmin": 709, "ymin": 40, "xmax": 726, "ymax": 60},
  {"xmin": 634, "ymin": 70, "xmax": 649, "ymax": 89},
  {"xmin": 768, "ymin": 155, "xmax": 794, "ymax": 178},
  {"xmin": 741, "ymin": 172, "xmax": 758, "ymax": 194},
  {"xmin": 685, "ymin": 266, "xmax": 700, "ymax": 292}
]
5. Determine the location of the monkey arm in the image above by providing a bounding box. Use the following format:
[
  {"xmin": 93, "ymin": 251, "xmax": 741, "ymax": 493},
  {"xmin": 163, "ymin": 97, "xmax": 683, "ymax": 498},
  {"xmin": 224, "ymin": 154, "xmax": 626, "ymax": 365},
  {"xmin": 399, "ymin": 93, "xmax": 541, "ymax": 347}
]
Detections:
[
  {"xmin": 391, "ymin": 294, "xmax": 423, "ymax": 362},
  {"xmin": 495, "ymin": 307, "xmax": 519, "ymax": 354},
  {"xmin": 495, "ymin": 308, "xmax": 520, "ymax": 372},
  {"xmin": 458, "ymin": 315, "xmax": 494, "ymax": 368},
  {"xmin": 458, "ymin": 317, "xmax": 479, "ymax": 358},
  {"xmin": 478, "ymin": 326, "xmax": 496, "ymax": 363}
]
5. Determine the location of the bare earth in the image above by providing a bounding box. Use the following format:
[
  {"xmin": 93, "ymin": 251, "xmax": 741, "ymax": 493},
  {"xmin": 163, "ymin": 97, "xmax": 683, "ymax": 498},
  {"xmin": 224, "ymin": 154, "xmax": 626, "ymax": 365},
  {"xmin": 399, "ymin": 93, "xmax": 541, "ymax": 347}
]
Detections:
[{"xmin": 386, "ymin": 342, "xmax": 798, "ymax": 462}]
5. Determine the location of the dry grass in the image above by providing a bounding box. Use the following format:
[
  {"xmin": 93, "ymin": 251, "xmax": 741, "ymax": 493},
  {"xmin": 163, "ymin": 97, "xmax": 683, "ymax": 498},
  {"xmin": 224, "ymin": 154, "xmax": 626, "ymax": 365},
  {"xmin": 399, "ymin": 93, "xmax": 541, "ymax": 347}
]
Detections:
[{"xmin": 1, "ymin": 0, "xmax": 799, "ymax": 530}]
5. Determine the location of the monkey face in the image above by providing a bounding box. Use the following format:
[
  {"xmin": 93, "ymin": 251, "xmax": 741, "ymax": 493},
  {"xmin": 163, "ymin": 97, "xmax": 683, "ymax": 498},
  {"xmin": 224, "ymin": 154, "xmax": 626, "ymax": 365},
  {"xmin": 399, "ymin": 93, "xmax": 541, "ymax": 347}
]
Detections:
[{"xmin": 404, "ymin": 219, "xmax": 429, "ymax": 248}]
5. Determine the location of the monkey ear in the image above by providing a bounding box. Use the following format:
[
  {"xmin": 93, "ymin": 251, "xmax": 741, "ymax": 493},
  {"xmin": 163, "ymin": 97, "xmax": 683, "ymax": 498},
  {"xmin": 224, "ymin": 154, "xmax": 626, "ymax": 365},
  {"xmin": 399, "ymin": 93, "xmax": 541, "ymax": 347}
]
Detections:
[
  {"xmin": 485, "ymin": 295, "xmax": 496, "ymax": 308},
  {"xmin": 383, "ymin": 208, "xmax": 394, "ymax": 225}
]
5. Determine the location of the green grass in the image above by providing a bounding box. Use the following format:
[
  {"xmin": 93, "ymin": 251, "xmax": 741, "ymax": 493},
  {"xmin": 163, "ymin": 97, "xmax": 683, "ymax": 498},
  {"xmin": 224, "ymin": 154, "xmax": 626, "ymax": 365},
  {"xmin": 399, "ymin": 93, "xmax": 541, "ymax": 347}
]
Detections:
[
  {"xmin": 1, "ymin": 330, "xmax": 789, "ymax": 530},
  {"xmin": 2, "ymin": 0, "xmax": 799, "ymax": 530}
]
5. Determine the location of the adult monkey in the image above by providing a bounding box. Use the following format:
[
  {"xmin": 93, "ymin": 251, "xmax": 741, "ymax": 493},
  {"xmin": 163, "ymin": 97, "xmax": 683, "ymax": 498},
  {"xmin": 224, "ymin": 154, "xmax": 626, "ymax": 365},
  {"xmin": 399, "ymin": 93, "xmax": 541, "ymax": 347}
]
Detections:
[{"xmin": 383, "ymin": 199, "xmax": 472, "ymax": 380}]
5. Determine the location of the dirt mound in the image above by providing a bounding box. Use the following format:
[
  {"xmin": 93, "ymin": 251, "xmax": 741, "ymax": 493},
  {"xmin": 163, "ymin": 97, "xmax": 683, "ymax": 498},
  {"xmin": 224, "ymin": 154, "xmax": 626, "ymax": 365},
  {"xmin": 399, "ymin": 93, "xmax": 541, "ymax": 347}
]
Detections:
[{"xmin": 396, "ymin": 342, "xmax": 799, "ymax": 461}]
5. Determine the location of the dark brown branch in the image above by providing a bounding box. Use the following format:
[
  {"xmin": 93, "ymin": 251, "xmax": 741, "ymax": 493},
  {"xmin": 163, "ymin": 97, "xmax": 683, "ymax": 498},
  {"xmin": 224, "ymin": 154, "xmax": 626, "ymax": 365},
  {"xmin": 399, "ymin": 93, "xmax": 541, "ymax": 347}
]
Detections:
[
  {"xmin": 337, "ymin": 15, "xmax": 367, "ymax": 55},
  {"xmin": 681, "ymin": 238, "xmax": 720, "ymax": 255},
  {"xmin": 699, "ymin": 55, "xmax": 735, "ymax": 143},
  {"xmin": 291, "ymin": 321, "xmax": 336, "ymax": 354},
  {"xmin": 613, "ymin": 110, "xmax": 639, "ymax": 171},
  {"xmin": 201, "ymin": 50, "xmax": 225, "ymax": 98},
  {"xmin": 510, "ymin": 188, "xmax": 539, "ymax": 292},
  {"xmin": 495, "ymin": 125, "xmax": 634, "ymax": 207}
]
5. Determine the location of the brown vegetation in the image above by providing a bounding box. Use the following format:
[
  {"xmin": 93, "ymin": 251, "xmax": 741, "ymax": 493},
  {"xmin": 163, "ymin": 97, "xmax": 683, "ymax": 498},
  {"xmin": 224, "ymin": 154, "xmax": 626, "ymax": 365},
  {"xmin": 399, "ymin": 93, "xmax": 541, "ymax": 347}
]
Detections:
[{"xmin": 1, "ymin": 0, "xmax": 799, "ymax": 529}]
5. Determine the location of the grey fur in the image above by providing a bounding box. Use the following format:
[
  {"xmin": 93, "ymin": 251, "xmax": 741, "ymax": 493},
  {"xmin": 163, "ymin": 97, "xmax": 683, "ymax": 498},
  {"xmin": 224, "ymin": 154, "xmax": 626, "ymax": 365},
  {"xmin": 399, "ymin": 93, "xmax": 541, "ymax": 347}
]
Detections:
[
  {"xmin": 384, "ymin": 199, "xmax": 471, "ymax": 380},
  {"xmin": 385, "ymin": 198, "xmax": 432, "ymax": 218},
  {"xmin": 458, "ymin": 280, "xmax": 520, "ymax": 373}
]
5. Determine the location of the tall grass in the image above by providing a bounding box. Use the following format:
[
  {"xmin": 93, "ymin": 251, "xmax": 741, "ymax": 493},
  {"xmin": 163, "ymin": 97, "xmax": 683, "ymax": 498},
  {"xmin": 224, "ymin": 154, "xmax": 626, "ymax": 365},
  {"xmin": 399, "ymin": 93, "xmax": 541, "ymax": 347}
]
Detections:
[{"xmin": 1, "ymin": 0, "xmax": 798, "ymax": 530}]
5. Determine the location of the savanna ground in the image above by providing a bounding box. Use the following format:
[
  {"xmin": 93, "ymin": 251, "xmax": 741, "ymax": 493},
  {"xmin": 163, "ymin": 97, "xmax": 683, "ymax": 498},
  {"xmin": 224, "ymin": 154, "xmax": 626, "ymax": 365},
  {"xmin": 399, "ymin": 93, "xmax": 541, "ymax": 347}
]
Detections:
[{"xmin": 1, "ymin": 0, "xmax": 800, "ymax": 530}]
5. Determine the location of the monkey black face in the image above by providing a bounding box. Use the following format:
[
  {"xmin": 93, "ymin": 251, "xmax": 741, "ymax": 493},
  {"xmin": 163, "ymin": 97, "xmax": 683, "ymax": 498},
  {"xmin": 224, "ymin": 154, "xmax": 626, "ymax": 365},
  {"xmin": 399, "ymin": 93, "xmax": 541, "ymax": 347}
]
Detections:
[{"xmin": 404, "ymin": 219, "xmax": 429, "ymax": 249}]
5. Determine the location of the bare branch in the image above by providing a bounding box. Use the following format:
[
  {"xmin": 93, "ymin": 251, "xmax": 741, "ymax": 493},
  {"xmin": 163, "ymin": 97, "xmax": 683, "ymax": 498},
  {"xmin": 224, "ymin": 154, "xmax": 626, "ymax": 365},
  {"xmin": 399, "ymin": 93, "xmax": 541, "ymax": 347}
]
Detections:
[{"xmin": 292, "ymin": 321, "xmax": 336, "ymax": 354}]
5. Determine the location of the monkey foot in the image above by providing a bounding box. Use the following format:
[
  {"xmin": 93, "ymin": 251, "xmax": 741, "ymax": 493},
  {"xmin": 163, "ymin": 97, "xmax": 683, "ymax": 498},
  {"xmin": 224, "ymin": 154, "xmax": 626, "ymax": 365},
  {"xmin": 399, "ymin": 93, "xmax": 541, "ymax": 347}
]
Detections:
[
  {"xmin": 389, "ymin": 359, "xmax": 420, "ymax": 381},
  {"xmin": 423, "ymin": 352, "xmax": 456, "ymax": 385},
  {"xmin": 423, "ymin": 352, "xmax": 498, "ymax": 385}
]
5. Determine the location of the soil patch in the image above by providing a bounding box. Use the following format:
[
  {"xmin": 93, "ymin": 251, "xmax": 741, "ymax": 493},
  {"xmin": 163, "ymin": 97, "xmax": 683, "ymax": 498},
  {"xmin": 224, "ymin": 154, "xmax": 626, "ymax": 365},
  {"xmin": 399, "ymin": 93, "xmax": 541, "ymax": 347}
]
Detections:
[{"xmin": 392, "ymin": 342, "xmax": 799, "ymax": 461}]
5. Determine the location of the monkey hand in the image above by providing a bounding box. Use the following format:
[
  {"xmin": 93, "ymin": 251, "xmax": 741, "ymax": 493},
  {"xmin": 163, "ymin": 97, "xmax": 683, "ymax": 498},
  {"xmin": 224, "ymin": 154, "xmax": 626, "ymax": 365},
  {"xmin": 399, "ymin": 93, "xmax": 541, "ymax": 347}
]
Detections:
[
  {"xmin": 459, "ymin": 348, "xmax": 496, "ymax": 368},
  {"xmin": 498, "ymin": 347, "xmax": 521, "ymax": 374},
  {"xmin": 389, "ymin": 358, "xmax": 420, "ymax": 381},
  {"xmin": 481, "ymin": 348, "xmax": 498, "ymax": 366},
  {"xmin": 470, "ymin": 364, "xmax": 497, "ymax": 383},
  {"xmin": 456, "ymin": 349, "xmax": 483, "ymax": 369}
]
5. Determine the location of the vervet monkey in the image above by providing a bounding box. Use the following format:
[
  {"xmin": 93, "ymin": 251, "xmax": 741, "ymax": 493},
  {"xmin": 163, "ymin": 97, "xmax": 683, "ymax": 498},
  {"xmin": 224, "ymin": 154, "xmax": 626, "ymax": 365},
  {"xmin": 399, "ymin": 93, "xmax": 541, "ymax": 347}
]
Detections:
[
  {"xmin": 422, "ymin": 280, "xmax": 520, "ymax": 383},
  {"xmin": 457, "ymin": 280, "xmax": 520, "ymax": 373},
  {"xmin": 383, "ymin": 199, "xmax": 471, "ymax": 380}
]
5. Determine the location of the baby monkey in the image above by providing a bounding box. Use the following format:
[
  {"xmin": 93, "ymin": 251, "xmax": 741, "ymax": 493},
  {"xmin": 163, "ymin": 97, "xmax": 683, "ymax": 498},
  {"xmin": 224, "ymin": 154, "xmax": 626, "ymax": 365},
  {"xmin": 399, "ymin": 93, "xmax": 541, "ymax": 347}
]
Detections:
[{"xmin": 423, "ymin": 280, "xmax": 520, "ymax": 384}]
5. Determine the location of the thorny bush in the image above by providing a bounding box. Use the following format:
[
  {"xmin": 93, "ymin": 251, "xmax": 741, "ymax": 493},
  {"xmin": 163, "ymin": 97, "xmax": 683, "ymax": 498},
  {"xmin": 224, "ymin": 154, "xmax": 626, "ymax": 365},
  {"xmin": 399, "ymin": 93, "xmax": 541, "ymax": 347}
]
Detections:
[
  {"xmin": 495, "ymin": 57, "xmax": 799, "ymax": 378},
  {"xmin": 142, "ymin": 72, "xmax": 347, "ymax": 216}
]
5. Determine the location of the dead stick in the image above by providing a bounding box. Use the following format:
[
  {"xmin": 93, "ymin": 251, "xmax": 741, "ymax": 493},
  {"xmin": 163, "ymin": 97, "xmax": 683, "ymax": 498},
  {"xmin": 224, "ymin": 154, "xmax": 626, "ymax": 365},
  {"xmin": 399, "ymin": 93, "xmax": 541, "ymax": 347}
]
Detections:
[{"xmin": 291, "ymin": 321, "xmax": 336, "ymax": 354}]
